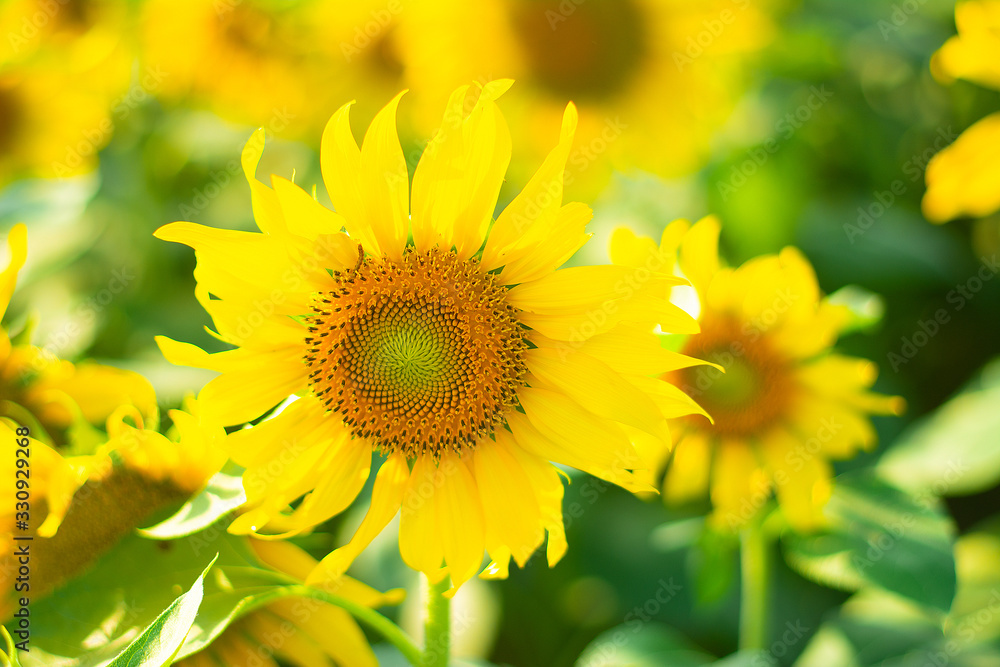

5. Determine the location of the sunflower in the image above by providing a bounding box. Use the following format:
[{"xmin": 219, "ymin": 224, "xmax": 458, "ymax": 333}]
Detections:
[
  {"xmin": 397, "ymin": 0, "xmax": 774, "ymax": 191},
  {"xmin": 156, "ymin": 80, "xmax": 704, "ymax": 593},
  {"xmin": 0, "ymin": 0, "xmax": 130, "ymax": 184},
  {"xmin": 610, "ymin": 216, "xmax": 904, "ymax": 531},
  {"xmin": 0, "ymin": 397, "xmax": 225, "ymax": 614},
  {"xmin": 2, "ymin": 407, "xmax": 395, "ymax": 667},
  {"xmin": 175, "ymin": 539, "xmax": 402, "ymax": 667},
  {"xmin": 0, "ymin": 224, "xmax": 157, "ymax": 446},
  {"xmin": 139, "ymin": 0, "xmax": 406, "ymax": 139},
  {"xmin": 923, "ymin": 0, "xmax": 1000, "ymax": 223}
]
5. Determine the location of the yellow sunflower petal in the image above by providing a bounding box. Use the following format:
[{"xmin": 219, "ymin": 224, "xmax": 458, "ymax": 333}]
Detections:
[
  {"xmin": 483, "ymin": 102, "xmax": 579, "ymax": 274},
  {"xmin": 474, "ymin": 431, "xmax": 544, "ymax": 569},
  {"xmin": 434, "ymin": 452, "xmax": 486, "ymax": 595},
  {"xmin": 399, "ymin": 456, "xmax": 446, "ymax": 579},
  {"xmin": 309, "ymin": 453, "xmax": 409, "ymax": 584},
  {"xmin": 708, "ymin": 441, "xmax": 770, "ymax": 531},
  {"xmin": 291, "ymin": 606, "xmax": 379, "ymax": 667},
  {"xmin": 411, "ymin": 80, "xmax": 513, "ymax": 258},
  {"xmin": 280, "ymin": 437, "xmax": 372, "ymax": 534},
  {"xmin": 664, "ymin": 430, "xmax": 712, "ymax": 506},
  {"xmin": 357, "ymin": 90, "xmax": 410, "ymax": 261},
  {"xmin": 495, "ymin": 202, "xmax": 592, "ymax": 286},
  {"xmin": 197, "ymin": 346, "xmax": 308, "ymax": 427},
  {"xmin": 759, "ymin": 428, "xmax": 833, "ymax": 532},
  {"xmin": 0, "ymin": 223, "xmax": 27, "ymax": 321},
  {"xmin": 240, "ymin": 129, "xmax": 286, "ymax": 236},
  {"xmin": 923, "ymin": 113, "xmax": 1000, "ymax": 222},
  {"xmin": 241, "ymin": 613, "xmax": 328, "ymax": 667},
  {"xmin": 678, "ymin": 215, "xmax": 720, "ymax": 298},
  {"xmin": 512, "ymin": 388, "xmax": 649, "ymax": 493},
  {"xmin": 526, "ymin": 345, "xmax": 669, "ymax": 443},
  {"xmin": 504, "ymin": 436, "xmax": 567, "ymax": 568}
]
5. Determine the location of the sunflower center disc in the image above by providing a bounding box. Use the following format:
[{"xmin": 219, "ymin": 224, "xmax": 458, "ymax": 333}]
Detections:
[
  {"xmin": 511, "ymin": 0, "xmax": 646, "ymax": 101},
  {"xmin": 678, "ymin": 317, "xmax": 794, "ymax": 437},
  {"xmin": 305, "ymin": 247, "xmax": 528, "ymax": 458}
]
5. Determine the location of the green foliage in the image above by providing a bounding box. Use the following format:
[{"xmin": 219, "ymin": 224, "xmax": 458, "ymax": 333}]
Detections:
[
  {"xmin": 139, "ymin": 471, "xmax": 247, "ymax": 540},
  {"xmin": 782, "ymin": 471, "xmax": 956, "ymax": 613},
  {"xmin": 19, "ymin": 528, "xmax": 298, "ymax": 666},
  {"xmin": 105, "ymin": 555, "xmax": 215, "ymax": 667},
  {"xmin": 878, "ymin": 358, "xmax": 1000, "ymax": 497}
]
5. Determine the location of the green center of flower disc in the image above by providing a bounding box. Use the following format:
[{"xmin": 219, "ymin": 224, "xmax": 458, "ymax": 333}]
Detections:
[
  {"xmin": 678, "ymin": 317, "xmax": 795, "ymax": 437},
  {"xmin": 305, "ymin": 247, "xmax": 528, "ymax": 458}
]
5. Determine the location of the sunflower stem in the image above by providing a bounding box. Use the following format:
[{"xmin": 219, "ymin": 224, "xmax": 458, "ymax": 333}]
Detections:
[
  {"xmin": 739, "ymin": 516, "xmax": 771, "ymax": 653},
  {"xmin": 287, "ymin": 584, "xmax": 422, "ymax": 665},
  {"xmin": 421, "ymin": 575, "xmax": 451, "ymax": 667}
]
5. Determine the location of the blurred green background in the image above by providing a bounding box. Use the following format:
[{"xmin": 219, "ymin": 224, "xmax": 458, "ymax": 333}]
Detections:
[{"xmin": 4, "ymin": 0, "xmax": 1000, "ymax": 665}]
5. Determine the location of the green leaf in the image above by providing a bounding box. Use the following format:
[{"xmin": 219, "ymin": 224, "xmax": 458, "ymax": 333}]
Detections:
[
  {"xmin": 575, "ymin": 623, "xmax": 716, "ymax": 667},
  {"xmin": 106, "ymin": 555, "xmax": 216, "ymax": 667},
  {"xmin": 792, "ymin": 588, "xmax": 941, "ymax": 667},
  {"xmin": 782, "ymin": 471, "xmax": 956, "ymax": 613},
  {"xmin": 794, "ymin": 526, "xmax": 1000, "ymax": 666},
  {"xmin": 878, "ymin": 358, "xmax": 1000, "ymax": 497},
  {"xmin": 139, "ymin": 472, "xmax": 246, "ymax": 539},
  {"xmin": 19, "ymin": 528, "xmax": 297, "ymax": 666},
  {"xmin": 826, "ymin": 285, "xmax": 885, "ymax": 333}
]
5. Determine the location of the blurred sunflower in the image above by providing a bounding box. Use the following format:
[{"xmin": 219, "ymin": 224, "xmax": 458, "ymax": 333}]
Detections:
[
  {"xmin": 0, "ymin": 398, "xmax": 225, "ymax": 613},
  {"xmin": 156, "ymin": 80, "xmax": 703, "ymax": 593},
  {"xmin": 176, "ymin": 539, "xmax": 402, "ymax": 667},
  {"xmin": 139, "ymin": 0, "xmax": 407, "ymax": 139},
  {"xmin": 0, "ymin": 1, "xmax": 130, "ymax": 184},
  {"xmin": 397, "ymin": 0, "xmax": 774, "ymax": 192},
  {"xmin": 139, "ymin": 0, "xmax": 314, "ymax": 134},
  {"xmin": 2, "ymin": 404, "xmax": 397, "ymax": 666},
  {"xmin": 610, "ymin": 217, "xmax": 904, "ymax": 531},
  {"xmin": 923, "ymin": 0, "xmax": 1000, "ymax": 223},
  {"xmin": 0, "ymin": 225, "xmax": 156, "ymax": 446},
  {"xmin": 0, "ymin": 0, "xmax": 129, "ymax": 65}
]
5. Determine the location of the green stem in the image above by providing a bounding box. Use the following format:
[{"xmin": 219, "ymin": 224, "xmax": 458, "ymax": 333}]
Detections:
[
  {"xmin": 421, "ymin": 575, "xmax": 451, "ymax": 667},
  {"xmin": 286, "ymin": 584, "xmax": 423, "ymax": 666},
  {"xmin": 739, "ymin": 517, "xmax": 771, "ymax": 652}
]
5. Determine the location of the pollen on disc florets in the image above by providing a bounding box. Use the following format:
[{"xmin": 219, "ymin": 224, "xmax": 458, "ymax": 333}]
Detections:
[{"xmin": 305, "ymin": 246, "xmax": 528, "ymax": 459}]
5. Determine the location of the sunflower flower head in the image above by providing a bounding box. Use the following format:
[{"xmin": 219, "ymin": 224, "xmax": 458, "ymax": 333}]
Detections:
[
  {"xmin": 922, "ymin": 0, "xmax": 1000, "ymax": 223},
  {"xmin": 157, "ymin": 80, "xmax": 704, "ymax": 594},
  {"xmin": 0, "ymin": 399, "xmax": 226, "ymax": 611},
  {"xmin": 399, "ymin": 0, "xmax": 775, "ymax": 191},
  {"xmin": 610, "ymin": 216, "xmax": 905, "ymax": 531},
  {"xmin": 0, "ymin": 224, "xmax": 157, "ymax": 446}
]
